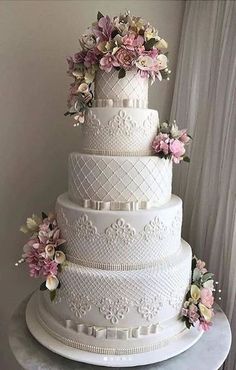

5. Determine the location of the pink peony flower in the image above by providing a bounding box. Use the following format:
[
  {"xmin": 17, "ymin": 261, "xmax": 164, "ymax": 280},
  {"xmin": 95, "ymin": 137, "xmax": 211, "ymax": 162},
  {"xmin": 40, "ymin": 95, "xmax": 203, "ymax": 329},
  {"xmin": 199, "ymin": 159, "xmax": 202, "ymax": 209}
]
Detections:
[
  {"xmin": 179, "ymin": 129, "xmax": 190, "ymax": 144},
  {"xmin": 100, "ymin": 54, "xmax": 119, "ymax": 72},
  {"xmin": 114, "ymin": 47, "xmax": 136, "ymax": 69},
  {"xmin": 169, "ymin": 139, "xmax": 185, "ymax": 163},
  {"xmin": 152, "ymin": 133, "xmax": 170, "ymax": 155},
  {"xmin": 200, "ymin": 288, "xmax": 214, "ymax": 308},
  {"xmin": 122, "ymin": 32, "xmax": 144, "ymax": 50}
]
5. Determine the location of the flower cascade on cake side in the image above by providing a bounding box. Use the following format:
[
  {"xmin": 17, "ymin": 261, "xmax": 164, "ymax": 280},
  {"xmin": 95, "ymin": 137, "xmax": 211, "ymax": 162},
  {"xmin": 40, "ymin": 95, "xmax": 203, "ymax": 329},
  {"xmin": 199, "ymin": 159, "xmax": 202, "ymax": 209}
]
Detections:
[
  {"xmin": 152, "ymin": 120, "xmax": 192, "ymax": 163},
  {"xmin": 182, "ymin": 256, "xmax": 215, "ymax": 331},
  {"xmin": 65, "ymin": 11, "xmax": 171, "ymax": 123},
  {"xmin": 16, "ymin": 212, "xmax": 67, "ymax": 301}
]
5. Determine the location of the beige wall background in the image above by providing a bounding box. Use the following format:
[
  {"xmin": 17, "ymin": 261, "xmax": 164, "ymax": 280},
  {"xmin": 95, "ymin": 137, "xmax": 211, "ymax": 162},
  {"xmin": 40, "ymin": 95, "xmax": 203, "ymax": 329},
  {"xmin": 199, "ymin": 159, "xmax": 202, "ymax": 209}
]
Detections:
[{"xmin": 0, "ymin": 1, "xmax": 185, "ymax": 368}]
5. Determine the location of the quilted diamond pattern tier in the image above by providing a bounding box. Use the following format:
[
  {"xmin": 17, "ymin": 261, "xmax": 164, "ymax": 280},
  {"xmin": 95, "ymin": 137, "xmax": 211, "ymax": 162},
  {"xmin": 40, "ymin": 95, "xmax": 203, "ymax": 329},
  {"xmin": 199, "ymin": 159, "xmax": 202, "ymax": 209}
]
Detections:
[
  {"xmin": 79, "ymin": 107, "xmax": 159, "ymax": 156},
  {"xmin": 94, "ymin": 69, "xmax": 149, "ymax": 106},
  {"xmin": 56, "ymin": 194, "xmax": 182, "ymax": 267},
  {"xmin": 69, "ymin": 154, "xmax": 172, "ymax": 206}
]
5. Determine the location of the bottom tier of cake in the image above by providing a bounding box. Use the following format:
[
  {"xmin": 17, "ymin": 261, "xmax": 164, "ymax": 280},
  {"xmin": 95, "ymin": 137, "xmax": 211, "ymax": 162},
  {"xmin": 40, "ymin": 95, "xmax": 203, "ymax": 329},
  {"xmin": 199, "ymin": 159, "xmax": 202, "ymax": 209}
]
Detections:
[{"xmin": 26, "ymin": 241, "xmax": 193, "ymax": 357}]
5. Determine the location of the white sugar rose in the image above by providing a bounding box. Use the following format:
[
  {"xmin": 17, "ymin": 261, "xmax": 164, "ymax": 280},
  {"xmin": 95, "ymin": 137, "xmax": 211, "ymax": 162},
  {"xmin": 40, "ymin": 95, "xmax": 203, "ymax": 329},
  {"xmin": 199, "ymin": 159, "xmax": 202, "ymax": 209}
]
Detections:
[
  {"xmin": 156, "ymin": 54, "xmax": 168, "ymax": 70},
  {"xmin": 135, "ymin": 55, "xmax": 155, "ymax": 71},
  {"xmin": 55, "ymin": 251, "xmax": 66, "ymax": 264},
  {"xmin": 46, "ymin": 275, "xmax": 59, "ymax": 291},
  {"xmin": 80, "ymin": 33, "xmax": 96, "ymax": 50}
]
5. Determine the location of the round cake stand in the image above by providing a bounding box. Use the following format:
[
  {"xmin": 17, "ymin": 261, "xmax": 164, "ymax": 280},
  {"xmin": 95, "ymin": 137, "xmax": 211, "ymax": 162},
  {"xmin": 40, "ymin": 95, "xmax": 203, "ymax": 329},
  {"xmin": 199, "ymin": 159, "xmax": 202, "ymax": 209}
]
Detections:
[
  {"xmin": 25, "ymin": 292, "xmax": 203, "ymax": 367},
  {"xmin": 9, "ymin": 294, "xmax": 231, "ymax": 369}
]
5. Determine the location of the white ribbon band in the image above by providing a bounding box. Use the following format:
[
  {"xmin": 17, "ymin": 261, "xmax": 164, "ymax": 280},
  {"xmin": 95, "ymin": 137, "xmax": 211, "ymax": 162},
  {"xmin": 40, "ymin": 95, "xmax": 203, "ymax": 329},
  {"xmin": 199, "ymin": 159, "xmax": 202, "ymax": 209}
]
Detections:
[
  {"xmin": 93, "ymin": 98, "xmax": 148, "ymax": 108},
  {"xmin": 76, "ymin": 198, "xmax": 165, "ymax": 211},
  {"xmin": 37, "ymin": 312, "xmax": 187, "ymax": 355}
]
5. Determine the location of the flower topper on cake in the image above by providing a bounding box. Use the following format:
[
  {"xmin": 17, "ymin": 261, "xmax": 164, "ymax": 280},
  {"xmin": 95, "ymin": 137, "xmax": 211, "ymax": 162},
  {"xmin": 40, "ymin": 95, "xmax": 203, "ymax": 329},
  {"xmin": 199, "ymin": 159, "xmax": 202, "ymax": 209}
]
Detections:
[
  {"xmin": 152, "ymin": 120, "xmax": 192, "ymax": 164},
  {"xmin": 65, "ymin": 11, "xmax": 170, "ymax": 124},
  {"xmin": 16, "ymin": 212, "xmax": 66, "ymax": 301},
  {"xmin": 182, "ymin": 257, "xmax": 215, "ymax": 331}
]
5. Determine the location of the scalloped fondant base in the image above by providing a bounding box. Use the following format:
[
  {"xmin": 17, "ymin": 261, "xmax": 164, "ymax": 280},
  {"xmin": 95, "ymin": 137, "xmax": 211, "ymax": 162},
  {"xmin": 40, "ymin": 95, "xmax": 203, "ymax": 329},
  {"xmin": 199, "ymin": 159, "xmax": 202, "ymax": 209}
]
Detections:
[{"xmin": 26, "ymin": 293, "xmax": 203, "ymax": 367}]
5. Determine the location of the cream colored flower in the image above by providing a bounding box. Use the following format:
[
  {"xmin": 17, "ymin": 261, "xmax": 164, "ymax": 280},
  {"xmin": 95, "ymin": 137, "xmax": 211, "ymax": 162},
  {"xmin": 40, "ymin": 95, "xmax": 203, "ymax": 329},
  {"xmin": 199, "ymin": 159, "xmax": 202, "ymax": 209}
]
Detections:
[
  {"xmin": 46, "ymin": 275, "xmax": 59, "ymax": 291},
  {"xmin": 144, "ymin": 26, "xmax": 158, "ymax": 41},
  {"xmin": 20, "ymin": 214, "xmax": 41, "ymax": 233},
  {"xmin": 72, "ymin": 70, "xmax": 84, "ymax": 80},
  {"xmin": 135, "ymin": 55, "xmax": 155, "ymax": 71},
  {"xmin": 190, "ymin": 284, "xmax": 201, "ymax": 301},
  {"xmin": 156, "ymin": 38, "xmax": 168, "ymax": 50},
  {"xmin": 84, "ymin": 69, "xmax": 95, "ymax": 84},
  {"xmin": 203, "ymin": 279, "xmax": 214, "ymax": 291},
  {"xmin": 78, "ymin": 83, "xmax": 89, "ymax": 94},
  {"xmin": 199, "ymin": 303, "xmax": 213, "ymax": 322},
  {"xmin": 45, "ymin": 244, "xmax": 55, "ymax": 258},
  {"xmin": 156, "ymin": 54, "xmax": 168, "ymax": 70},
  {"xmin": 55, "ymin": 251, "xmax": 66, "ymax": 264}
]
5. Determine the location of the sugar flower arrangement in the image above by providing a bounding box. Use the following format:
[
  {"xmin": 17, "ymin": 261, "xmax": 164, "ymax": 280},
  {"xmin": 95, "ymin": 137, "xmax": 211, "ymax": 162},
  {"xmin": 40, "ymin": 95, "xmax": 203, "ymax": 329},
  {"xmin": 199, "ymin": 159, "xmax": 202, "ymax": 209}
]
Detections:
[
  {"xmin": 182, "ymin": 256, "xmax": 215, "ymax": 331},
  {"xmin": 152, "ymin": 120, "xmax": 192, "ymax": 164},
  {"xmin": 65, "ymin": 11, "xmax": 170, "ymax": 122},
  {"xmin": 16, "ymin": 212, "xmax": 66, "ymax": 301}
]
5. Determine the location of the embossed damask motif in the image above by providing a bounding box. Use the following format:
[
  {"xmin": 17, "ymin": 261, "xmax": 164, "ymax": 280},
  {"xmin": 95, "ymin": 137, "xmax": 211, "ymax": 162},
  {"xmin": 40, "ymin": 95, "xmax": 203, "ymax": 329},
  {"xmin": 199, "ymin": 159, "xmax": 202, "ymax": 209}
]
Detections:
[
  {"xmin": 107, "ymin": 110, "xmax": 137, "ymax": 136},
  {"xmin": 85, "ymin": 110, "xmax": 101, "ymax": 134},
  {"xmin": 99, "ymin": 298, "xmax": 129, "ymax": 324},
  {"xmin": 75, "ymin": 214, "xmax": 97, "ymax": 241},
  {"xmin": 141, "ymin": 112, "xmax": 159, "ymax": 136},
  {"xmin": 171, "ymin": 210, "xmax": 182, "ymax": 235},
  {"xmin": 136, "ymin": 297, "xmax": 163, "ymax": 321},
  {"xmin": 142, "ymin": 217, "xmax": 168, "ymax": 242},
  {"xmin": 67, "ymin": 292, "xmax": 91, "ymax": 318},
  {"xmin": 105, "ymin": 218, "xmax": 136, "ymax": 246}
]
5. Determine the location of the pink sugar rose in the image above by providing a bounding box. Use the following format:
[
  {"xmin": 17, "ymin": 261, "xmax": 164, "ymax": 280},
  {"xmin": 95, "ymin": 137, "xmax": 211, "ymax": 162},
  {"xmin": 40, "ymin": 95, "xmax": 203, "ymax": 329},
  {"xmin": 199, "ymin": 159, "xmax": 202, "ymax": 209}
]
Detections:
[
  {"xmin": 122, "ymin": 32, "xmax": 144, "ymax": 50},
  {"xmin": 179, "ymin": 129, "xmax": 190, "ymax": 144},
  {"xmin": 152, "ymin": 133, "xmax": 170, "ymax": 155},
  {"xmin": 100, "ymin": 54, "xmax": 119, "ymax": 72},
  {"xmin": 200, "ymin": 288, "xmax": 214, "ymax": 308},
  {"xmin": 169, "ymin": 139, "xmax": 185, "ymax": 163},
  {"xmin": 114, "ymin": 47, "xmax": 136, "ymax": 69}
]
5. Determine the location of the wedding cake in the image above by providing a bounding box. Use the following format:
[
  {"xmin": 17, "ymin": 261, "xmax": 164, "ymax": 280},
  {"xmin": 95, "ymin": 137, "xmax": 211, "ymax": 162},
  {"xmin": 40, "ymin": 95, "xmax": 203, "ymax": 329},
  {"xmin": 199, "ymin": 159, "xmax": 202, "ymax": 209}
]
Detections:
[{"xmin": 23, "ymin": 12, "xmax": 215, "ymax": 367}]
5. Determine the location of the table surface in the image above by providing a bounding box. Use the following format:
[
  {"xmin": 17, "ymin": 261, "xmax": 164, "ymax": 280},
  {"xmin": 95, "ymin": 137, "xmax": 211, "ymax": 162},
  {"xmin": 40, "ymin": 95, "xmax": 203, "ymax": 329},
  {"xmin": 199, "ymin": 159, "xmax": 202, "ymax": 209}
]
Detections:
[{"xmin": 9, "ymin": 296, "xmax": 231, "ymax": 370}]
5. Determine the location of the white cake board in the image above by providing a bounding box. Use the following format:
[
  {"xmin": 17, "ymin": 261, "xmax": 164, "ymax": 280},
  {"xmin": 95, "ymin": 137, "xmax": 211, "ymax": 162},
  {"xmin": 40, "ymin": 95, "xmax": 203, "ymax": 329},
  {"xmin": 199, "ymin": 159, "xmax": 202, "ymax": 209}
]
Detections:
[{"xmin": 26, "ymin": 292, "xmax": 203, "ymax": 367}]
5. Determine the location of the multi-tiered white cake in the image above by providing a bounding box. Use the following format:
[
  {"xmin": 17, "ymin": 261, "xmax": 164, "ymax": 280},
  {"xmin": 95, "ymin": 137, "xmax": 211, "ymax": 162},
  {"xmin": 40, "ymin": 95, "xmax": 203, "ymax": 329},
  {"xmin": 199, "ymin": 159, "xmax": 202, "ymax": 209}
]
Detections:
[{"xmin": 26, "ymin": 68, "xmax": 203, "ymax": 366}]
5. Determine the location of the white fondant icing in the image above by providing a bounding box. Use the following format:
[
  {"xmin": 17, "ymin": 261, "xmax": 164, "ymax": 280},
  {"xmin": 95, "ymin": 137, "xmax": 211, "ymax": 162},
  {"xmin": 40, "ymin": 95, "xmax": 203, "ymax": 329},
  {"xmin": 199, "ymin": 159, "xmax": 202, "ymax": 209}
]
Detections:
[
  {"xmin": 68, "ymin": 154, "xmax": 172, "ymax": 206},
  {"xmin": 94, "ymin": 69, "xmax": 149, "ymax": 107},
  {"xmin": 56, "ymin": 193, "xmax": 182, "ymax": 267},
  {"xmin": 78, "ymin": 108, "xmax": 158, "ymax": 155}
]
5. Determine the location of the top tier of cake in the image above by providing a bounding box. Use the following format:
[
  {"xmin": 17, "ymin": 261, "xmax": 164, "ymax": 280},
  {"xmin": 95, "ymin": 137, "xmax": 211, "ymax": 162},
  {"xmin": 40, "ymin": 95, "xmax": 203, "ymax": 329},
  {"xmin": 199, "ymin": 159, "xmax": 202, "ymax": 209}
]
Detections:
[{"xmin": 93, "ymin": 69, "xmax": 149, "ymax": 108}]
